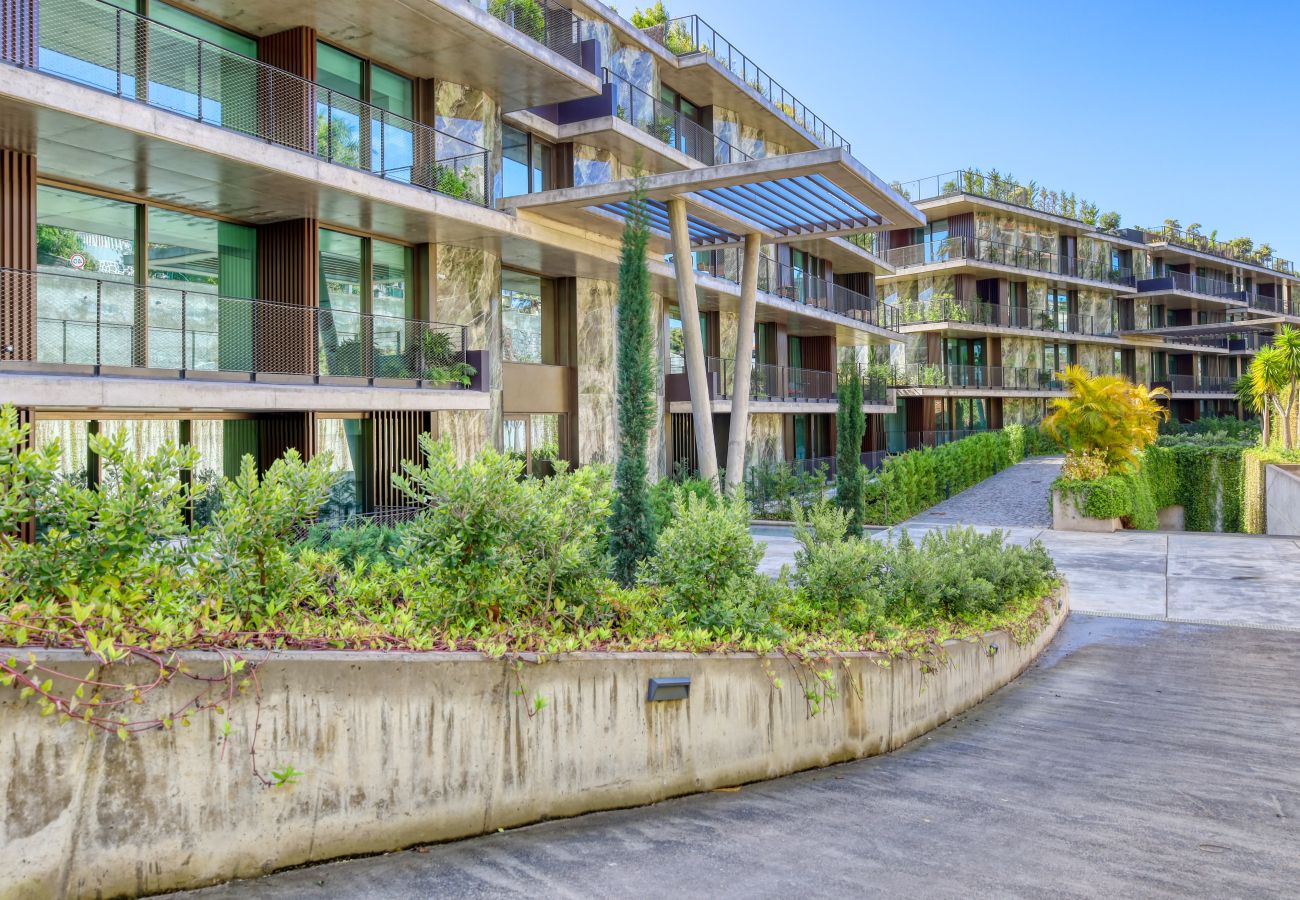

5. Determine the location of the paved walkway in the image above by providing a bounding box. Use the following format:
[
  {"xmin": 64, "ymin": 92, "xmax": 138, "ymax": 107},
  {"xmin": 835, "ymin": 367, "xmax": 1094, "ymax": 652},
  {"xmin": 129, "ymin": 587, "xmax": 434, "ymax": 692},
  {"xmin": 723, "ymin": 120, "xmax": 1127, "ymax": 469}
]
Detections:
[
  {"xmin": 176, "ymin": 615, "xmax": 1300, "ymax": 899},
  {"xmin": 905, "ymin": 455, "xmax": 1063, "ymax": 527}
]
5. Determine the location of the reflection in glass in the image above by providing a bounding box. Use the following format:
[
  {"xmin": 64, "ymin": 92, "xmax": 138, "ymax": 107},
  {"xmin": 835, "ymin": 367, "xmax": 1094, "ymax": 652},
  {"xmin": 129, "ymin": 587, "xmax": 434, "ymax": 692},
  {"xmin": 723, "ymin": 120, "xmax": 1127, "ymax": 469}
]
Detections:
[
  {"xmin": 316, "ymin": 417, "xmax": 365, "ymax": 521},
  {"xmin": 319, "ymin": 229, "xmax": 365, "ymax": 376},
  {"xmin": 316, "ymin": 43, "xmax": 365, "ymax": 168},
  {"xmin": 502, "ymin": 270, "xmax": 543, "ymax": 363},
  {"xmin": 36, "ymin": 185, "xmax": 137, "ymax": 366},
  {"xmin": 502, "ymin": 126, "xmax": 531, "ymax": 198}
]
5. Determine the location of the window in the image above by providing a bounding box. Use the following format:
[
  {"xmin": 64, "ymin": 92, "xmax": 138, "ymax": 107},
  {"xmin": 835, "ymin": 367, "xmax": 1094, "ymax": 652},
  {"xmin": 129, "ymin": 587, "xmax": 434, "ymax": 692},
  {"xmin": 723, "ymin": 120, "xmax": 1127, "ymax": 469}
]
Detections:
[
  {"xmin": 667, "ymin": 307, "xmax": 709, "ymax": 366},
  {"xmin": 1043, "ymin": 342, "xmax": 1075, "ymax": 374},
  {"xmin": 502, "ymin": 270, "xmax": 545, "ymax": 363},
  {"xmin": 1044, "ymin": 289, "xmax": 1073, "ymax": 332},
  {"xmin": 316, "ymin": 43, "xmax": 415, "ymax": 178},
  {"xmin": 502, "ymin": 125, "xmax": 555, "ymax": 197},
  {"xmin": 913, "ymin": 219, "xmax": 949, "ymax": 262},
  {"xmin": 36, "ymin": 185, "xmax": 255, "ymax": 369},
  {"xmin": 789, "ymin": 250, "xmax": 828, "ymax": 303},
  {"xmin": 318, "ymin": 229, "xmax": 413, "ymax": 376},
  {"xmin": 504, "ymin": 413, "xmax": 565, "ymax": 477}
]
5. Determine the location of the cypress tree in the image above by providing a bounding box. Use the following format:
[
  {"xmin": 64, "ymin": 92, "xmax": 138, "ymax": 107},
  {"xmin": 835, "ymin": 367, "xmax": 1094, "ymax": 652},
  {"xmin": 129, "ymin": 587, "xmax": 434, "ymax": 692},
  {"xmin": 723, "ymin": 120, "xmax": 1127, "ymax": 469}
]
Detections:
[
  {"xmin": 835, "ymin": 359, "xmax": 866, "ymax": 536},
  {"xmin": 610, "ymin": 187, "xmax": 656, "ymax": 585}
]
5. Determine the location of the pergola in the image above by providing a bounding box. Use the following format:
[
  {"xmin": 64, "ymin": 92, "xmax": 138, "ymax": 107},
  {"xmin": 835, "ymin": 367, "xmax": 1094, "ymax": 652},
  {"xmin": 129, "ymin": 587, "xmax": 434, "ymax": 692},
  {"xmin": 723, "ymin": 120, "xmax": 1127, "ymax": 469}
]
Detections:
[{"xmin": 502, "ymin": 147, "xmax": 924, "ymax": 486}]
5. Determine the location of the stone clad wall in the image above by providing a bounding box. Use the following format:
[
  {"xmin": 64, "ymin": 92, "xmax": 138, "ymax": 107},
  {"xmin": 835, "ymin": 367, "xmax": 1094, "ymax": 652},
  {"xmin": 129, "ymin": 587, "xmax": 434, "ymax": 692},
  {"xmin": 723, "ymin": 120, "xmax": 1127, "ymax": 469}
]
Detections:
[{"xmin": 0, "ymin": 591, "xmax": 1068, "ymax": 899}]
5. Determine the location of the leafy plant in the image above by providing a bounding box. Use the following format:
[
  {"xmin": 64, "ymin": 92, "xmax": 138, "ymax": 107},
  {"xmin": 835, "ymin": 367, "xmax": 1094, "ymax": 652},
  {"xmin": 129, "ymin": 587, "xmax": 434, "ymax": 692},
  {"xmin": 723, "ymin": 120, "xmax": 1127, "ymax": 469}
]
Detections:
[
  {"xmin": 630, "ymin": 1, "xmax": 670, "ymax": 27},
  {"xmin": 610, "ymin": 185, "xmax": 657, "ymax": 587},
  {"xmin": 488, "ymin": 0, "xmax": 545, "ymax": 40},
  {"xmin": 1041, "ymin": 365, "xmax": 1168, "ymax": 472},
  {"xmin": 835, "ymin": 361, "xmax": 866, "ymax": 535}
]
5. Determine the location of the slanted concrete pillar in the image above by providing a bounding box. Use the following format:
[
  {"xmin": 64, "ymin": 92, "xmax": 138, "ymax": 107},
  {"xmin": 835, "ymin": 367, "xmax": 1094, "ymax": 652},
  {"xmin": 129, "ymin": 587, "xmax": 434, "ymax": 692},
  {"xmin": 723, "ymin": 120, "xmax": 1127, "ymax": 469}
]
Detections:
[
  {"xmin": 667, "ymin": 198, "xmax": 717, "ymax": 485},
  {"xmin": 724, "ymin": 232, "xmax": 760, "ymax": 493}
]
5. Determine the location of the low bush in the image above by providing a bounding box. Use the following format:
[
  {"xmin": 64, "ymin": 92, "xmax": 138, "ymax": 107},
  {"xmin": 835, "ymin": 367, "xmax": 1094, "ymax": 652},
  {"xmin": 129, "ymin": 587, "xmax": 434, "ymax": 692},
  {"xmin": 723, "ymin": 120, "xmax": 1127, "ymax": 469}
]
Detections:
[
  {"xmin": 301, "ymin": 522, "xmax": 404, "ymax": 571},
  {"xmin": 744, "ymin": 459, "xmax": 829, "ymax": 521}
]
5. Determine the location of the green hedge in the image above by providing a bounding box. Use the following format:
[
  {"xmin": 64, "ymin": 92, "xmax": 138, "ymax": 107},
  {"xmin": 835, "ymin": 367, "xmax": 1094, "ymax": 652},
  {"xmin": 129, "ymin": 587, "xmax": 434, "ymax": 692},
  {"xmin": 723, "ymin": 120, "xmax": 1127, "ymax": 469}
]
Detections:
[
  {"xmin": 1243, "ymin": 446, "xmax": 1300, "ymax": 533},
  {"xmin": 1062, "ymin": 443, "xmax": 1246, "ymax": 533},
  {"xmin": 864, "ymin": 425, "xmax": 1040, "ymax": 525}
]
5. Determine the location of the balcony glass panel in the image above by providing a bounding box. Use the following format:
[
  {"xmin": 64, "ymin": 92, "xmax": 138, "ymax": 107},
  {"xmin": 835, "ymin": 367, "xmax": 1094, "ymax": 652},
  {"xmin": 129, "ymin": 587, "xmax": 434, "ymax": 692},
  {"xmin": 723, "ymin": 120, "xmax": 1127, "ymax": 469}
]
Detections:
[
  {"xmin": 319, "ymin": 229, "xmax": 365, "ymax": 376},
  {"xmin": 35, "ymin": 185, "xmax": 137, "ymax": 367},
  {"xmin": 502, "ymin": 269, "xmax": 543, "ymax": 363}
]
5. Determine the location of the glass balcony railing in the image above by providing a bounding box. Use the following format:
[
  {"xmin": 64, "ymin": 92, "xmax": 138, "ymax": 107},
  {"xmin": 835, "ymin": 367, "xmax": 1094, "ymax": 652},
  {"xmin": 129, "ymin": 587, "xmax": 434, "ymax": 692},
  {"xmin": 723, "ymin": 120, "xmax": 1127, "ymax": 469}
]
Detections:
[
  {"xmin": 692, "ymin": 254, "xmax": 900, "ymax": 332},
  {"xmin": 640, "ymin": 15, "xmax": 849, "ymax": 152},
  {"xmin": 1136, "ymin": 270, "xmax": 1244, "ymax": 302},
  {"xmin": 27, "ymin": 0, "xmax": 491, "ymax": 204},
  {"xmin": 887, "ymin": 364, "xmax": 1067, "ymax": 392},
  {"xmin": 883, "ymin": 237, "xmax": 1136, "ymax": 288},
  {"xmin": 605, "ymin": 69, "xmax": 750, "ymax": 166},
  {"xmin": 1158, "ymin": 375, "xmax": 1239, "ymax": 395},
  {"xmin": 888, "ymin": 296, "xmax": 1109, "ymax": 337},
  {"xmin": 7, "ymin": 268, "xmax": 473, "ymax": 387}
]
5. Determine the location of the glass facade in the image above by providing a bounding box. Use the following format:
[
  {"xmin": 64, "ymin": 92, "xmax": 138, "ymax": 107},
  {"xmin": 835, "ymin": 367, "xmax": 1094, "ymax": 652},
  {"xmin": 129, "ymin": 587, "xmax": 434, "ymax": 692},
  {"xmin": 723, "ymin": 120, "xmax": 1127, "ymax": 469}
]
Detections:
[
  {"xmin": 502, "ymin": 270, "xmax": 544, "ymax": 363},
  {"xmin": 318, "ymin": 229, "xmax": 413, "ymax": 377},
  {"xmin": 501, "ymin": 125, "xmax": 553, "ymax": 197},
  {"xmin": 316, "ymin": 42, "xmax": 415, "ymax": 179}
]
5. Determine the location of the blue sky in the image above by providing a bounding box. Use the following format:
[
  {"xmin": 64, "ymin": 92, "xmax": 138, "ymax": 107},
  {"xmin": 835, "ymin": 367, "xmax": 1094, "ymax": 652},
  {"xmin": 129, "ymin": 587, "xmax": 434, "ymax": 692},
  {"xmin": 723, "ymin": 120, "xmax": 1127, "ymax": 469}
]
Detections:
[{"xmin": 660, "ymin": 0, "xmax": 1300, "ymax": 258}]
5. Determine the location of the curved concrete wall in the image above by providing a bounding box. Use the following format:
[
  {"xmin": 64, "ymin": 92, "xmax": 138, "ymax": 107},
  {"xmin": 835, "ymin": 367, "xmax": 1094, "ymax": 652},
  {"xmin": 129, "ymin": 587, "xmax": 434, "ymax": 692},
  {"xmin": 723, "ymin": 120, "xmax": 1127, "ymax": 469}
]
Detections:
[{"xmin": 2, "ymin": 588, "xmax": 1068, "ymax": 898}]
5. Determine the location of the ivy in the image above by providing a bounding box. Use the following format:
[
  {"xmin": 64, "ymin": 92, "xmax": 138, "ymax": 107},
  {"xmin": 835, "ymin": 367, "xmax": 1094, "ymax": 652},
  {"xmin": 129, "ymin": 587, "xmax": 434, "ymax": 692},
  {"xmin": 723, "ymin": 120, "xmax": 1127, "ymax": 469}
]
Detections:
[{"xmin": 1242, "ymin": 446, "xmax": 1300, "ymax": 533}]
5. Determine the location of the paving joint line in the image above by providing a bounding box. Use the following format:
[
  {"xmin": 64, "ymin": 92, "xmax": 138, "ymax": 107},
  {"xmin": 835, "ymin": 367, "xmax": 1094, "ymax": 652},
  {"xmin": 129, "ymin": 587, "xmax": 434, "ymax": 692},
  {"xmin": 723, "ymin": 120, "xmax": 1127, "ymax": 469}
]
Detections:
[{"xmin": 1071, "ymin": 609, "xmax": 1300, "ymax": 633}]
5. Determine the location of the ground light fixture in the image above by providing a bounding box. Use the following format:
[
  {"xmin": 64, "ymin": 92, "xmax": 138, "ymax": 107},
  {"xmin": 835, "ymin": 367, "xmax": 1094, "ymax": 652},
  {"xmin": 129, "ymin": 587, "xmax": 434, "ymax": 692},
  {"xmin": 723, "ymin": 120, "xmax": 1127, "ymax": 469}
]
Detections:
[{"xmin": 646, "ymin": 677, "xmax": 691, "ymax": 702}]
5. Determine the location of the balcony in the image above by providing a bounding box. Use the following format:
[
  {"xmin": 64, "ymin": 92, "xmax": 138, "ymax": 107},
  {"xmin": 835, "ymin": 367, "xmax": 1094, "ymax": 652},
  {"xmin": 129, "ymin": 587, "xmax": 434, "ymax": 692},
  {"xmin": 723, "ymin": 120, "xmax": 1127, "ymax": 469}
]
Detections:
[
  {"xmin": 1140, "ymin": 225, "xmax": 1296, "ymax": 278},
  {"xmin": 1156, "ymin": 375, "xmax": 1238, "ymax": 396},
  {"xmin": 890, "ymin": 296, "xmax": 1110, "ymax": 337},
  {"xmin": 548, "ymin": 69, "xmax": 750, "ymax": 170},
  {"xmin": 693, "ymin": 254, "xmax": 901, "ymax": 333},
  {"xmin": 146, "ymin": 0, "xmax": 598, "ymax": 110},
  {"xmin": 667, "ymin": 356, "xmax": 889, "ymax": 406},
  {"xmin": 889, "ymin": 364, "xmax": 1066, "ymax": 393},
  {"xmin": 1136, "ymin": 271, "xmax": 1246, "ymax": 305},
  {"xmin": 21, "ymin": 0, "xmax": 493, "ymax": 205},
  {"xmin": 884, "ymin": 237, "xmax": 1136, "ymax": 290},
  {"xmin": 641, "ymin": 15, "xmax": 848, "ymax": 152},
  {"xmin": 3, "ymin": 269, "xmax": 481, "ymax": 396}
]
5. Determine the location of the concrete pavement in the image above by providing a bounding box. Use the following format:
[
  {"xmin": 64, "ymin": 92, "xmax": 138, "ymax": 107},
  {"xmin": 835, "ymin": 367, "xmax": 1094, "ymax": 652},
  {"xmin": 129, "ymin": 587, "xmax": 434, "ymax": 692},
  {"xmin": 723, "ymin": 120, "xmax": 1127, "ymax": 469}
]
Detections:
[{"xmin": 175, "ymin": 615, "xmax": 1300, "ymax": 899}]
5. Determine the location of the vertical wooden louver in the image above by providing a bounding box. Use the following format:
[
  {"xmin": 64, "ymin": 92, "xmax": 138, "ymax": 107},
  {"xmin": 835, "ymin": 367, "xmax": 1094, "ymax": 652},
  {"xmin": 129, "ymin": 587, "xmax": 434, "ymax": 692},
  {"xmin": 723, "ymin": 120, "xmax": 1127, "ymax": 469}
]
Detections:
[
  {"xmin": 255, "ymin": 218, "xmax": 318, "ymax": 377},
  {"xmin": 369, "ymin": 411, "xmax": 431, "ymax": 509},
  {"xmin": 257, "ymin": 27, "xmax": 317, "ymax": 153},
  {"xmin": 0, "ymin": 148, "xmax": 36, "ymax": 362},
  {"xmin": 256, "ymin": 412, "xmax": 316, "ymax": 472}
]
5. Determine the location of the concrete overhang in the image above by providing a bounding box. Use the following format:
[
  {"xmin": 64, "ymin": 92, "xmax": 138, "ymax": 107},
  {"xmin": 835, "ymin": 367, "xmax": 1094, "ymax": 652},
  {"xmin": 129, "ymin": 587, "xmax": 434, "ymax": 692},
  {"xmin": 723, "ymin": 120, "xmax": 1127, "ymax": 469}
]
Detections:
[
  {"xmin": 1131, "ymin": 286, "xmax": 1247, "ymax": 312},
  {"xmin": 505, "ymin": 112, "xmax": 700, "ymax": 173},
  {"xmin": 177, "ymin": 0, "xmax": 603, "ymax": 111},
  {"xmin": 785, "ymin": 235, "xmax": 894, "ymax": 276},
  {"xmin": 501, "ymin": 148, "xmax": 924, "ymax": 250},
  {"xmin": 893, "ymin": 386, "xmax": 1064, "ymax": 400},
  {"xmin": 911, "ymin": 193, "xmax": 1120, "ymax": 239},
  {"xmin": 0, "ymin": 369, "xmax": 493, "ymax": 413},
  {"xmin": 898, "ymin": 322, "xmax": 1123, "ymax": 345}
]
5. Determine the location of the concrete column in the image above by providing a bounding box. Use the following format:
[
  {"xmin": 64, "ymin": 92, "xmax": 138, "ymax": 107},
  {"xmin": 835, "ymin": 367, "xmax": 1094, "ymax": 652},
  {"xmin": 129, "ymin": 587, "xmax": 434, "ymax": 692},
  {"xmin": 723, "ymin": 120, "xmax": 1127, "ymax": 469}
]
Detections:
[
  {"xmin": 668, "ymin": 198, "xmax": 717, "ymax": 485},
  {"xmin": 724, "ymin": 232, "xmax": 760, "ymax": 493}
]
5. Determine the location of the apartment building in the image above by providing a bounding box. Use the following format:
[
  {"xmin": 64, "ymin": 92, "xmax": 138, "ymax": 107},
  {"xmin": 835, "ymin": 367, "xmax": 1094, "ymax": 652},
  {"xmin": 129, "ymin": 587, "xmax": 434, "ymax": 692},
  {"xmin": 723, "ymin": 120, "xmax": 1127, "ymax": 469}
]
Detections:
[
  {"xmin": 872, "ymin": 171, "xmax": 1299, "ymax": 449},
  {"xmin": 0, "ymin": 0, "xmax": 920, "ymax": 517}
]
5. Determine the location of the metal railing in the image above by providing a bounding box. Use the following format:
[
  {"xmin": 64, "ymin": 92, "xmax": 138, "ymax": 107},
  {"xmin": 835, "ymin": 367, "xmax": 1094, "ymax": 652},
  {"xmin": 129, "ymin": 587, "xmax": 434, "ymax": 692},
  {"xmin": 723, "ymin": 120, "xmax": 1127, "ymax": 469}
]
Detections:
[
  {"xmin": 605, "ymin": 69, "xmax": 750, "ymax": 166},
  {"xmin": 477, "ymin": 0, "xmax": 581, "ymax": 63},
  {"xmin": 904, "ymin": 429, "xmax": 989, "ymax": 449},
  {"xmin": 692, "ymin": 253, "xmax": 899, "ymax": 331},
  {"xmin": 888, "ymin": 296, "xmax": 1107, "ymax": 336},
  {"xmin": 888, "ymin": 364, "xmax": 1067, "ymax": 392},
  {"xmin": 8, "ymin": 268, "xmax": 471, "ymax": 386},
  {"xmin": 640, "ymin": 15, "xmax": 849, "ymax": 151},
  {"xmin": 1141, "ymin": 225, "xmax": 1295, "ymax": 276},
  {"xmin": 883, "ymin": 236, "xmax": 1136, "ymax": 287},
  {"xmin": 669, "ymin": 356, "xmax": 888, "ymax": 404},
  {"xmin": 891, "ymin": 170, "xmax": 1101, "ymax": 224},
  {"xmin": 1137, "ymin": 270, "xmax": 1242, "ymax": 301},
  {"xmin": 1161, "ymin": 375, "xmax": 1238, "ymax": 395},
  {"xmin": 29, "ymin": 0, "xmax": 491, "ymax": 204},
  {"xmin": 1243, "ymin": 292, "xmax": 1299, "ymax": 315}
]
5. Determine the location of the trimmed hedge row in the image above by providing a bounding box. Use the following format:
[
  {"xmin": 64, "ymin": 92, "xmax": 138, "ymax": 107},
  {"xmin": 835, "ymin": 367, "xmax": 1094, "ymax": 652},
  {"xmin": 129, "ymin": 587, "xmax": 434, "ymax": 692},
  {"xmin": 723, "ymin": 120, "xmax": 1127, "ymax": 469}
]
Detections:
[{"xmin": 864, "ymin": 425, "xmax": 1043, "ymax": 525}]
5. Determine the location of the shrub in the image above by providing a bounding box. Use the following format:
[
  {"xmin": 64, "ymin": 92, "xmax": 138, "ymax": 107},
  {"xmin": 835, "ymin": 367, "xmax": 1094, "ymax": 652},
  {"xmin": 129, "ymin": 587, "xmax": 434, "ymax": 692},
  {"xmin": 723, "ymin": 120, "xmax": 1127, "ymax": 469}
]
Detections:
[
  {"xmin": 1242, "ymin": 446, "xmax": 1300, "ymax": 533},
  {"xmin": 835, "ymin": 362, "xmax": 866, "ymax": 535},
  {"xmin": 1060, "ymin": 450, "xmax": 1108, "ymax": 482},
  {"xmin": 639, "ymin": 492, "xmax": 772, "ymax": 633},
  {"xmin": 649, "ymin": 475, "xmax": 717, "ymax": 534},
  {"xmin": 394, "ymin": 436, "xmax": 615, "ymax": 623},
  {"xmin": 301, "ymin": 522, "xmax": 404, "ymax": 571},
  {"xmin": 745, "ymin": 459, "xmax": 828, "ymax": 520},
  {"xmin": 786, "ymin": 504, "xmax": 889, "ymax": 633}
]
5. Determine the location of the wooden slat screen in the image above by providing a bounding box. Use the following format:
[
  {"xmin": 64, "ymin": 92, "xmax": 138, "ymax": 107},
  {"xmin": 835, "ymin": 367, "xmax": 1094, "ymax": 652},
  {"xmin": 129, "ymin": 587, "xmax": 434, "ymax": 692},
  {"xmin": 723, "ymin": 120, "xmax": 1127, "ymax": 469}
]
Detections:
[
  {"xmin": 0, "ymin": 148, "xmax": 36, "ymax": 362},
  {"xmin": 256, "ymin": 218, "xmax": 318, "ymax": 376}
]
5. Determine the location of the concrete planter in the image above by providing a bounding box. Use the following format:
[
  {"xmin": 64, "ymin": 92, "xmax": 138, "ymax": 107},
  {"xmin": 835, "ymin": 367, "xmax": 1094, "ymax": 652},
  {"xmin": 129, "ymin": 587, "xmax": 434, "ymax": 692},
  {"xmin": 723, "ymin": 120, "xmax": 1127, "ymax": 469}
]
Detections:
[
  {"xmin": 1052, "ymin": 488, "xmax": 1120, "ymax": 532},
  {"xmin": 2, "ymin": 589, "xmax": 1068, "ymax": 899},
  {"xmin": 1157, "ymin": 504, "xmax": 1186, "ymax": 531}
]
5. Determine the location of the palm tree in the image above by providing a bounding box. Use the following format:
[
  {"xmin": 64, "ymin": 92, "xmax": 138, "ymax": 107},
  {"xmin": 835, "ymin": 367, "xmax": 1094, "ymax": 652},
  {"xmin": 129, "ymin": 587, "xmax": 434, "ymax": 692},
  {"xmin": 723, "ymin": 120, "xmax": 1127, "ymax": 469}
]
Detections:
[
  {"xmin": 1273, "ymin": 325, "xmax": 1300, "ymax": 448},
  {"xmin": 1249, "ymin": 345, "xmax": 1291, "ymax": 449},
  {"xmin": 1236, "ymin": 372, "xmax": 1267, "ymax": 441},
  {"xmin": 1042, "ymin": 365, "xmax": 1168, "ymax": 471}
]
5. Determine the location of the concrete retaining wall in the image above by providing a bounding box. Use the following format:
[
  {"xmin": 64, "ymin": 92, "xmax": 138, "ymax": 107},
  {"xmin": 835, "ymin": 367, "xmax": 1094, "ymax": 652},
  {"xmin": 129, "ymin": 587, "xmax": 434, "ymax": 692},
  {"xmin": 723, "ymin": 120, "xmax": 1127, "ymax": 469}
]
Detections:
[
  {"xmin": 1265, "ymin": 464, "xmax": 1300, "ymax": 536},
  {"xmin": 2, "ymin": 589, "xmax": 1068, "ymax": 899}
]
